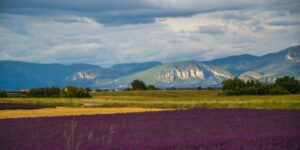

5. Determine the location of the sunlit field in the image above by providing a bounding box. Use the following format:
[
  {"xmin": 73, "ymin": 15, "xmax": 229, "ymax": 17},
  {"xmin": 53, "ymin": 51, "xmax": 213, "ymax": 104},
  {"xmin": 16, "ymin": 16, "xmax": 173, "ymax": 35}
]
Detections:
[
  {"xmin": 1, "ymin": 90, "xmax": 300, "ymax": 111},
  {"xmin": 0, "ymin": 107, "xmax": 166, "ymax": 119}
]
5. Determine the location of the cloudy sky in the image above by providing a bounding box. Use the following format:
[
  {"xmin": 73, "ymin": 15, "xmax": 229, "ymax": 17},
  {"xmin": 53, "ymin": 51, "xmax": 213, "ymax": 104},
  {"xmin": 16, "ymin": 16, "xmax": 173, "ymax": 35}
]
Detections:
[{"xmin": 0, "ymin": 0, "xmax": 299, "ymax": 66}]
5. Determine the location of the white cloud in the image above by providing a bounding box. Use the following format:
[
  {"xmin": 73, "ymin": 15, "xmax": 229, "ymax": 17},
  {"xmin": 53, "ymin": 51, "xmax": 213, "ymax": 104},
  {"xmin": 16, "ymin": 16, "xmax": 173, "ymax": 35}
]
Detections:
[{"xmin": 0, "ymin": 6, "xmax": 299, "ymax": 66}]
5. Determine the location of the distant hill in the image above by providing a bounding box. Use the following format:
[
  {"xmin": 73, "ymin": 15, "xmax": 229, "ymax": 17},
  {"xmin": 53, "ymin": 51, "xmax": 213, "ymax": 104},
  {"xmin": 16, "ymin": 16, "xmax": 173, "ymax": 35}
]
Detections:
[
  {"xmin": 0, "ymin": 45, "xmax": 299, "ymax": 90},
  {"xmin": 108, "ymin": 45, "xmax": 299, "ymax": 88},
  {"xmin": 0, "ymin": 61, "xmax": 161, "ymax": 90},
  {"xmin": 68, "ymin": 61, "xmax": 162, "ymax": 81},
  {"xmin": 248, "ymin": 45, "xmax": 300, "ymax": 81},
  {"xmin": 0, "ymin": 61, "xmax": 100, "ymax": 90},
  {"xmin": 205, "ymin": 45, "xmax": 300, "ymax": 82},
  {"xmin": 110, "ymin": 61, "xmax": 233, "ymax": 88},
  {"xmin": 204, "ymin": 54, "xmax": 258, "ymax": 76}
]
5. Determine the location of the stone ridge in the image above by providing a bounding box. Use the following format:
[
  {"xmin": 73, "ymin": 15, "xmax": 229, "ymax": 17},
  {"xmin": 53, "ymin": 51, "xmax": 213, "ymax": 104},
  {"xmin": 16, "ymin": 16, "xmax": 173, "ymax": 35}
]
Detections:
[{"xmin": 156, "ymin": 67, "xmax": 205, "ymax": 83}]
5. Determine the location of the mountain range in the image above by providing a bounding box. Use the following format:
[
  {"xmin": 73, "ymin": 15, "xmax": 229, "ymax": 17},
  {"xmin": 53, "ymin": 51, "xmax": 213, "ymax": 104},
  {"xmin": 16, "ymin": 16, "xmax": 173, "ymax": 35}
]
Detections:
[{"xmin": 1, "ymin": 45, "xmax": 299, "ymax": 90}]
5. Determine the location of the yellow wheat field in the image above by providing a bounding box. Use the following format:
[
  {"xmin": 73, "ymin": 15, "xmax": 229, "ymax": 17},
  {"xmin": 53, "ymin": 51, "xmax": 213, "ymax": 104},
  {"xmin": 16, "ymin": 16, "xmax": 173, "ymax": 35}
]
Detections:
[{"xmin": 0, "ymin": 107, "xmax": 168, "ymax": 119}]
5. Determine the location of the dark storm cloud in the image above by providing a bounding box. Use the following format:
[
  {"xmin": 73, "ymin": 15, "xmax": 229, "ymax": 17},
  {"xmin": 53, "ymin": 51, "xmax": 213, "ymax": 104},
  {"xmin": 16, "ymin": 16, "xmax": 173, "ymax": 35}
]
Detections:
[
  {"xmin": 0, "ymin": 0, "xmax": 290, "ymax": 25},
  {"xmin": 0, "ymin": 0, "xmax": 153, "ymax": 12}
]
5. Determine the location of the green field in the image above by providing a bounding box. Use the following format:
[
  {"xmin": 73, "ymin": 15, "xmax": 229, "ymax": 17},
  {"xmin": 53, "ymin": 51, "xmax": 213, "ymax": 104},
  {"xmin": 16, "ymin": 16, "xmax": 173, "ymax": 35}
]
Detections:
[{"xmin": 1, "ymin": 90, "xmax": 300, "ymax": 109}]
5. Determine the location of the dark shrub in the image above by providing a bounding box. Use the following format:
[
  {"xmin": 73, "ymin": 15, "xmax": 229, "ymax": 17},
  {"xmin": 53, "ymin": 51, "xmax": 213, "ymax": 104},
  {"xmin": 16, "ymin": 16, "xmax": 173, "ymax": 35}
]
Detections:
[
  {"xmin": 0, "ymin": 90, "xmax": 8, "ymax": 98},
  {"xmin": 269, "ymin": 85, "xmax": 290, "ymax": 95},
  {"xmin": 95, "ymin": 89, "xmax": 103, "ymax": 92},
  {"xmin": 147, "ymin": 85, "xmax": 158, "ymax": 90},
  {"xmin": 275, "ymin": 76, "xmax": 300, "ymax": 94},
  {"xmin": 222, "ymin": 77, "xmax": 246, "ymax": 91},
  {"xmin": 60, "ymin": 86, "xmax": 91, "ymax": 98},
  {"xmin": 123, "ymin": 88, "xmax": 132, "ymax": 91},
  {"xmin": 221, "ymin": 77, "xmax": 291, "ymax": 95},
  {"xmin": 85, "ymin": 88, "xmax": 92, "ymax": 92},
  {"xmin": 131, "ymin": 80, "xmax": 147, "ymax": 90},
  {"xmin": 29, "ymin": 87, "xmax": 60, "ymax": 97},
  {"xmin": 207, "ymin": 87, "xmax": 215, "ymax": 90}
]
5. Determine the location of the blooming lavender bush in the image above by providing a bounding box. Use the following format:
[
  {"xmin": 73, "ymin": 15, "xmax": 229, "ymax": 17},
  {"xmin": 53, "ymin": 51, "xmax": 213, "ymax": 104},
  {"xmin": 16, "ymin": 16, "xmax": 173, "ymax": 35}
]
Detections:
[
  {"xmin": 0, "ymin": 103, "xmax": 54, "ymax": 110},
  {"xmin": 0, "ymin": 108, "xmax": 299, "ymax": 149}
]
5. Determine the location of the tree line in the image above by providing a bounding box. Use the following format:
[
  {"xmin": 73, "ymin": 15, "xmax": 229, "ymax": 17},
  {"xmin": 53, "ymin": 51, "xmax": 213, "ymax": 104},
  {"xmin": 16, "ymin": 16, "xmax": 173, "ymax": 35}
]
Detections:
[
  {"xmin": 126, "ymin": 79, "xmax": 159, "ymax": 90},
  {"xmin": 1, "ymin": 76, "xmax": 299, "ymax": 97},
  {"xmin": 29, "ymin": 86, "xmax": 91, "ymax": 98},
  {"xmin": 0, "ymin": 86, "xmax": 91, "ymax": 98},
  {"xmin": 221, "ymin": 76, "xmax": 300, "ymax": 95}
]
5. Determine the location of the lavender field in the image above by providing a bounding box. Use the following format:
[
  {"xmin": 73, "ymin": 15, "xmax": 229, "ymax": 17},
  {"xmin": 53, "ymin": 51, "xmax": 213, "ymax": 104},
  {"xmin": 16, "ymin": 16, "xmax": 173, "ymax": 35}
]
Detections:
[
  {"xmin": 0, "ymin": 108, "xmax": 299, "ymax": 150},
  {"xmin": 0, "ymin": 103, "xmax": 54, "ymax": 110}
]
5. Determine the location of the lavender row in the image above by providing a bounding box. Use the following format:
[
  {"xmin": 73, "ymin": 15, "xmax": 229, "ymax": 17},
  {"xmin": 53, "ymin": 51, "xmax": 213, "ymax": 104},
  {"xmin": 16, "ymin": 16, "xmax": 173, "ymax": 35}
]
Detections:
[
  {"xmin": 0, "ymin": 108, "xmax": 299, "ymax": 149},
  {"xmin": 0, "ymin": 103, "xmax": 54, "ymax": 110}
]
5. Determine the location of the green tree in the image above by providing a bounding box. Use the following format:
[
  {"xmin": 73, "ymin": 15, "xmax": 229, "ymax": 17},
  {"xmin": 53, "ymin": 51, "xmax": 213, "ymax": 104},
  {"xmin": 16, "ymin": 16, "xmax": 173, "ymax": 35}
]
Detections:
[
  {"xmin": 246, "ymin": 80, "xmax": 262, "ymax": 87},
  {"xmin": 197, "ymin": 86, "xmax": 202, "ymax": 90},
  {"xmin": 49, "ymin": 87, "xmax": 60, "ymax": 97},
  {"xmin": 0, "ymin": 89, "xmax": 8, "ymax": 98},
  {"xmin": 269, "ymin": 85, "xmax": 289, "ymax": 95},
  {"xmin": 123, "ymin": 88, "xmax": 132, "ymax": 91},
  {"xmin": 147, "ymin": 85, "xmax": 158, "ymax": 90},
  {"xmin": 131, "ymin": 80, "xmax": 147, "ymax": 90},
  {"xmin": 275, "ymin": 76, "xmax": 300, "ymax": 94},
  {"xmin": 207, "ymin": 87, "xmax": 215, "ymax": 90},
  {"xmin": 28, "ymin": 87, "xmax": 60, "ymax": 97},
  {"xmin": 85, "ymin": 87, "xmax": 92, "ymax": 92},
  {"xmin": 221, "ymin": 78, "xmax": 291, "ymax": 95},
  {"xmin": 61, "ymin": 85, "xmax": 91, "ymax": 98},
  {"xmin": 222, "ymin": 77, "xmax": 246, "ymax": 91}
]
